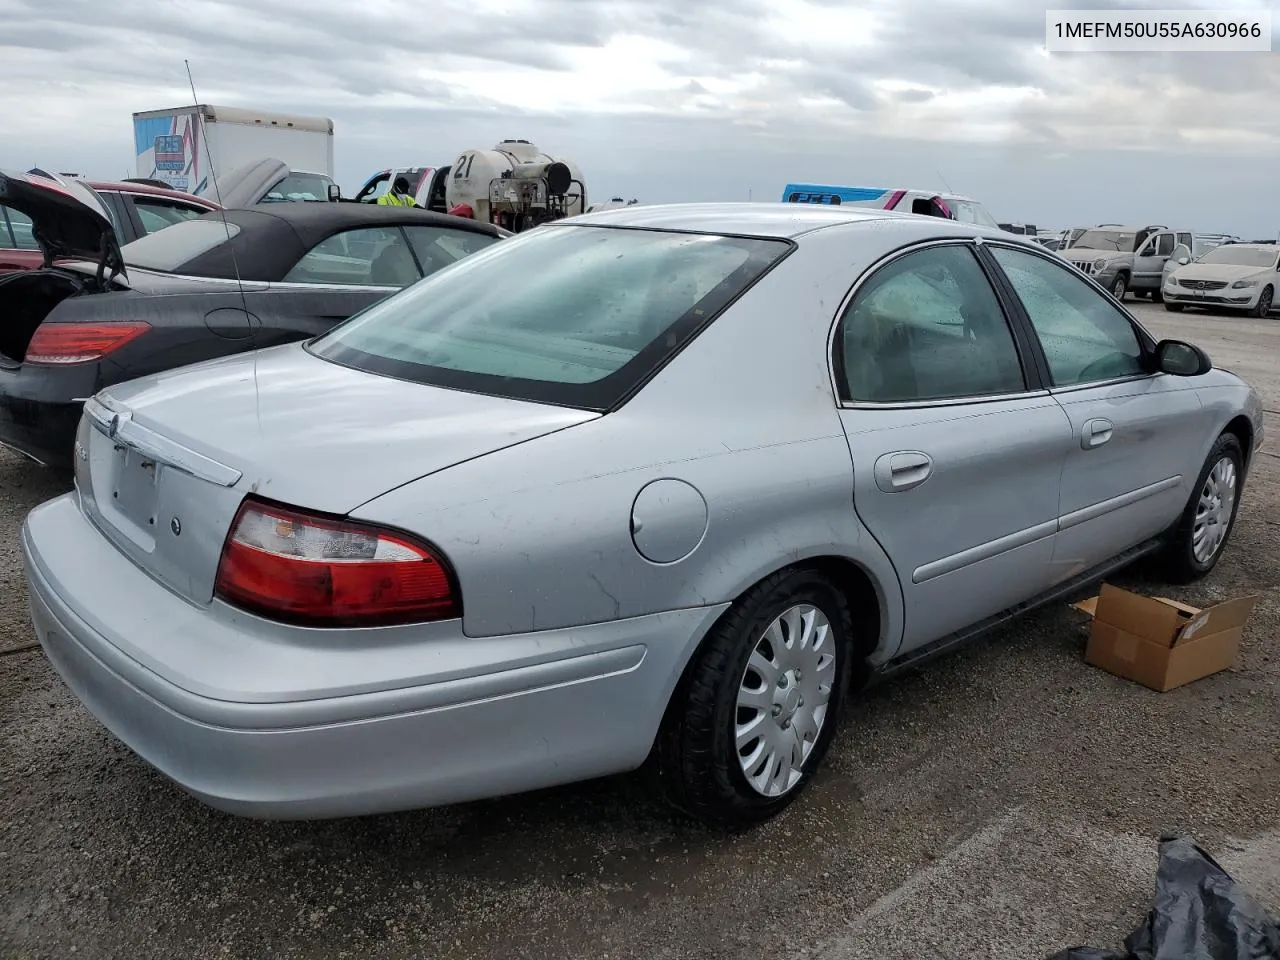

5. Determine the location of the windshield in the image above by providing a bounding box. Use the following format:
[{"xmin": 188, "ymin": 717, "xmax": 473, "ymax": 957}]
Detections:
[
  {"xmin": 260, "ymin": 172, "xmax": 334, "ymax": 203},
  {"xmin": 1197, "ymin": 245, "xmax": 1278, "ymax": 268},
  {"xmin": 948, "ymin": 199, "xmax": 999, "ymax": 229},
  {"xmin": 122, "ymin": 219, "xmax": 239, "ymax": 271},
  {"xmin": 1073, "ymin": 230, "xmax": 1137, "ymax": 253},
  {"xmin": 309, "ymin": 224, "xmax": 792, "ymax": 410}
]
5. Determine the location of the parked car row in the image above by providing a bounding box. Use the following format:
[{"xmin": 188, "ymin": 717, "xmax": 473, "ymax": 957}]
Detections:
[
  {"xmin": 11, "ymin": 198, "xmax": 1265, "ymax": 829},
  {"xmin": 0, "ymin": 169, "xmax": 506, "ymax": 467}
]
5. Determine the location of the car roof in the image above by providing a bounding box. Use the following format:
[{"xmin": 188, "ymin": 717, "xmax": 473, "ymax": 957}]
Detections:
[
  {"xmin": 227, "ymin": 201, "xmax": 504, "ymax": 245},
  {"xmin": 87, "ymin": 179, "xmax": 219, "ymax": 206},
  {"xmin": 562, "ymin": 201, "xmax": 975, "ymax": 239},
  {"xmin": 154, "ymin": 203, "xmax": 503, "ymax": 281}
]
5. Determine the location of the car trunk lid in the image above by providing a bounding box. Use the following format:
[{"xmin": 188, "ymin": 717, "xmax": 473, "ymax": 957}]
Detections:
[
  {"xmin": 0, "ymin": 170, "xmax": 125, "ymax": 281},
  {"xmin": 75, "ymin": 343, "xmax": 599, "ymax": 605}
]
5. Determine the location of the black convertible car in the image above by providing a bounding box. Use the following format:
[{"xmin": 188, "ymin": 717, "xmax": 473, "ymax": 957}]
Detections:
[{"xmin": 0, "ymin": 170, "xmax": 505, "ymax": 468}]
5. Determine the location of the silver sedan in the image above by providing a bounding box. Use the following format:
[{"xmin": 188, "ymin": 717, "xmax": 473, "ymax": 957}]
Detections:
[{"xmin": 22, "ymin": 203, "xmax": 1265, "ymax": 827}]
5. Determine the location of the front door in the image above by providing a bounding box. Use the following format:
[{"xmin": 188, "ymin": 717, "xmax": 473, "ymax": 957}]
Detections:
[
  {"xmin": 833, "ymin": 241, "xmax": 1072, "ymax": 651},
  {"xmin": 1132, "ymin": 231, "xmax": 1175, "ymax": 290},
  {"xmin": 985, "ymin": 244, "xmax": 1217, "ymax": 581}
]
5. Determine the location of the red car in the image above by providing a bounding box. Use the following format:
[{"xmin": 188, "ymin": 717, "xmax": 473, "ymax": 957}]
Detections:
[{"xmin": 0, "ymin": 174, "xmax": 219, "ymax": 275}]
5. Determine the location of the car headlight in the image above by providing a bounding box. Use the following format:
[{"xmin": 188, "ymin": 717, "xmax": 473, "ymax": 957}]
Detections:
[
  {"xmin": 1093, "ymin": 258, "xmax": 1107, "ymax": 270},
  {"xmin": 1231, "ymin": 279, "xmax": 1257, "ymax": 289}
]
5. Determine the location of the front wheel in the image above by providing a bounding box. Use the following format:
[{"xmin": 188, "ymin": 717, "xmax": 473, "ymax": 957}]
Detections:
[
  {"xmin": 1165, "ymin": 302, "xmax": 1185, "ymax": 312},
  {"xmin": 1111, "ymin": 273, "xmax": 1128, "ymax": 301},
  {"xmin": 656, "ymin": 568, "xmax": 853, "ymax": 828},
  {"xmin": 1251, "ymin": 285, "xmax": 1273, "ymax": 318},
  {"xmin": 1160, "ymin": 433, "xmax": 1244, "ymax": 584}
]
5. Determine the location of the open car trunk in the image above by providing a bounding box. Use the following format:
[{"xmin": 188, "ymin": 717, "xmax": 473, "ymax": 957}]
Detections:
[{"xmin": 0, "ymin": 268, "xmax": 110, "ymax": 365}]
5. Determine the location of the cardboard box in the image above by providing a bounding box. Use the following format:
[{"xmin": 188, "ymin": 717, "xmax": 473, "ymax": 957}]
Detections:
[{"xmin": 1072, "ymin": 583, "xmax": 1260, "ymax": 692}]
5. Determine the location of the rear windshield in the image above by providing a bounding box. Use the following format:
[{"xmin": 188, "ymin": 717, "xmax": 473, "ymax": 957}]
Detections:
[
  {"xmin": 122, "ymin": 219, "xmax": 240, "ymax": 271},
  {"xmin": 308, "ymin": 224, "xmax": 791, "ymax": 410}
]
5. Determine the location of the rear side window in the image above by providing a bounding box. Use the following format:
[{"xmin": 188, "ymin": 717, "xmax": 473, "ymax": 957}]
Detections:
[
  {"xmin": 837, "ymin": 244, "xmax": 1026, "ymax": 403},
  {"xmin": 133, "ymin": 197, "xmax": 207, "ymax": 236},
  {"xmin": 0, "ymin": 205, "xmax": 38, "ymax": 249},
  {"xmin": 121, "ymin": 219, "xmax": 241, "ymax": 271},
  {"xmin": 310, "ymin": 224, "xmax": 790, "ymax": 410}
]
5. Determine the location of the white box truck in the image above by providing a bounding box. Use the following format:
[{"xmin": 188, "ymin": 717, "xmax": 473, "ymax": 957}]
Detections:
[{"xmin": 132, "ymin": 105, "xmax": 336, "ymax": 201}]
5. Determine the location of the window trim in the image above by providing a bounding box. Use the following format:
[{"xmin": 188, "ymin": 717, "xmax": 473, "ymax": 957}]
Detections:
[
  {"xmin": 977, "ymin": 239, "xmax": 1160, "ymax": 395},
  {"xmin": 827, "ymin": 237, "xmax": 1049, "ymax": 410}
]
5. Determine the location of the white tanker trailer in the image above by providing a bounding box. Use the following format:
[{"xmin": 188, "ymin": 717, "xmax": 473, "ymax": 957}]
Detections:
[{"xmin": 419, "ymin": 139, "xmax": 585, "ymax": 232}]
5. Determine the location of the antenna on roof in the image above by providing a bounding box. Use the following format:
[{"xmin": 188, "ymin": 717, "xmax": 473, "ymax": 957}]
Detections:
[
  {"xmin": 185, "ymin": 59, "xmax": 259, "ymax": 420},
  {"xmin": 935, "ymin": 169, "xmax": 955, "ymax": 194}
]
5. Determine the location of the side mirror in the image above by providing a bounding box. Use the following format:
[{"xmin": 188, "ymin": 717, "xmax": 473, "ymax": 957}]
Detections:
[
  {"xmin": 327, "ymin": 183, "xmax": 342, "ymax": 202},
  {"xmin": 1154, "ymin": 339, "xmax": 1212, "ymax": 377}
]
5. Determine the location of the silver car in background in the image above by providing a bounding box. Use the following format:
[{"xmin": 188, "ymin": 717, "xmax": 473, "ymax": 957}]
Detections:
[{"xmin": 22, "ymin": 204, "xmax": 1264, "ymax": 827}]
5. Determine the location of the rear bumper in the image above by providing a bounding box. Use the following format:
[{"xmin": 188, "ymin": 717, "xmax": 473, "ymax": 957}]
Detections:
[
  {"xmin": 0, "ymin": 363, "xmax": 93, "ymax": 467},
  {"xmin": 23, "ymin": 493, "xmax": 724, "ymax": 819}
]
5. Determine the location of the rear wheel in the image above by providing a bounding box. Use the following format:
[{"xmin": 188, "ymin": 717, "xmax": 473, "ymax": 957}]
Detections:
[
  {"xmin": 1160, "ymin": 433, "xmax": 1244, "ymax": 583},
  {"xmin": 1110, "ymin": 273, "xmax": 1128, "ymax": 301},
  {"xmin": 656, "ymin": 568, "xmax": 853, "ymax": 828},
  {"xmin": 1251, "ymin": 285, "xmax": 1273, "ymax": 318}
]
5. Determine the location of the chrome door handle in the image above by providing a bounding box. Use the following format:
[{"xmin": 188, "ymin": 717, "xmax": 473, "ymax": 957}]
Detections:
[
  {"xmin": 1081, "ymin": 418, "xmax": 1113, "ymax": 449},
  {"xmin": 873, "ymin": 451, "xmax": 933, "ymax": 493}
]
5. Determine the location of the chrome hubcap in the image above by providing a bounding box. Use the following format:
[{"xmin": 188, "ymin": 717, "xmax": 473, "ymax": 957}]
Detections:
[
  {"xmin": 1192, "ymin": 456, "xmax": 1237, "ymax": 564},
  {"xmin": 735, "ymin": 603, "xmax": 837, "ymax": 798}
]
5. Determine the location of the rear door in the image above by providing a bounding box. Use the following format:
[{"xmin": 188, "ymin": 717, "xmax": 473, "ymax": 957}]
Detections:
[
  {"xmin": 834, "ymin": 240, "xmax": 1072, "ymax": 651},
  {"xmin": 984, "ymin": 243, "xmax": 1216, "ymax": 581}
]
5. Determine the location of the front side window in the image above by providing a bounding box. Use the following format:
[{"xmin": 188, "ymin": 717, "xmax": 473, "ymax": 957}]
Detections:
[
  {"xmin": 1155, "ymin": 234, "xmax": 1175, "ymax": 257},
  {"xmin": 309, "ymin": 224, "xmax": 790, "ymax": 409},
  {"xmin": 948, "ymin": 199, "xmax": 999, "ymax": 229},
  {"xmin": 836, "ymin": 244, "xmax": 1026, "ymax": 403},
  {"xmin": 133, "ymin": 197, "xmax": 206, "ymax": 236},
  {"xmin": 402, "ymin": 225, "xmax": 499, "ymax": 277},
  {"xmin": 283, "ymin": 227, "xmax": 419, "ymax": 287},
  {"xmin": 990, "ymin": 246, "xmax": 1146, "ymax": 387}
]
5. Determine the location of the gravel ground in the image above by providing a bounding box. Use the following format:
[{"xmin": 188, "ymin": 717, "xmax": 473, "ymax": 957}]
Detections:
[{"xmin": 2, "ymin": 303, "xmax": 1277, "ymax": 960}]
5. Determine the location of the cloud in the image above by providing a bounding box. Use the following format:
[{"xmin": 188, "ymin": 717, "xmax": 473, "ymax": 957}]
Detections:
[{"xmin": 1, "ymin": 0, "xmax": 1277, "ymax": 236}]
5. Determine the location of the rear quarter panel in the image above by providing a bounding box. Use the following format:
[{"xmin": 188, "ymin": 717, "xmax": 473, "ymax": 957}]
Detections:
[{"xmin": 352, "ymin": 221, "xmax": 939, "ymax": 661}]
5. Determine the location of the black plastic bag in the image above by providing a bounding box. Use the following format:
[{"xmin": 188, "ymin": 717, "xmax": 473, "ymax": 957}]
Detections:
[{"xmin": 1049, "ymin": 834, "xmax": 1280, "ymax": 960}]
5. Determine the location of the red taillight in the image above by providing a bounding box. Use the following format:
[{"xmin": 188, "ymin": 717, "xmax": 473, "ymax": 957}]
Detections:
[
  {"xmin": 213, "ymin": 499, "xmax": 459, "ymax": 627},
  {"xmin": 25, "ymin": 321, "xmax": 151, "ymax": 364}
]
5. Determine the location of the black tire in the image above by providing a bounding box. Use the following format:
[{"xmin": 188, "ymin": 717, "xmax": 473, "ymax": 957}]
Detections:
[
  {"xmin": 1110, "ymin": 273, "xmax": 1128, "ymax": 301},
  {"xmin": 1160, "ymin": 433, "xmax": 1245, "ymax": 584},
  {"xmin": 1165, "ymin": 302, "xmax": 1185, "ymax": 312},
  {"xmin": 1151, "ymin": 287, "xmax": 1164, "ymax": 303},
  {"xmin": 1251, "ymin": 285, "xmax": 1273, "ymax": 319},
  {"xmin": 655, "ymin": 567, "xmax": 854, "ymax": 828}
]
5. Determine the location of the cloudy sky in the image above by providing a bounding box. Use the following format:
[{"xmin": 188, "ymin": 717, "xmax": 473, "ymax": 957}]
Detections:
[{"xmin": 2, "ymin": 0, "xmax": 1278, "ymax": 236}]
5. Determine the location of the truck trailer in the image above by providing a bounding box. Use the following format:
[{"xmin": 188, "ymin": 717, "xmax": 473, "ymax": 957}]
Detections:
[{"xmin": 132, "ymin": 105, "xmax": 336, "ymax": 201}]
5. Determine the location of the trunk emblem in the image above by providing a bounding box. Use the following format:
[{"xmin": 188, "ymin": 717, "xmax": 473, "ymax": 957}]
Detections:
[{"xmin": 170, "ymin": 517, "xmax": 182, "ymax": 536}]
